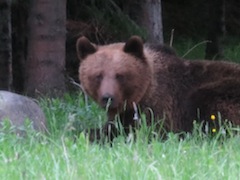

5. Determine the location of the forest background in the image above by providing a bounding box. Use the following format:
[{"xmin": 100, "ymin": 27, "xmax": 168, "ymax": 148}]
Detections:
[{"xmin": 0, "ymin": 0, "xmax": 239, "ymax": 96}]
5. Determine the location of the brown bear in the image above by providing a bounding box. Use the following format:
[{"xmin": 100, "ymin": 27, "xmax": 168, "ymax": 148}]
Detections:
[{"xmin": 76, "ymin": 35, "xmax": 240, "ymax": 140}]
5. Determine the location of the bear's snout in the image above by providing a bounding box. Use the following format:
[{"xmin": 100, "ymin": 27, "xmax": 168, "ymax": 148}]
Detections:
[{"xmin": 101, "ymin": 94, "xmax": 115, "ymax": 108}]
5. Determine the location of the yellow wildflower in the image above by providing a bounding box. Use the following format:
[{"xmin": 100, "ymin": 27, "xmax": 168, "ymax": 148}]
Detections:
[
  {"xmin": 210, "ymin": 115, "xmax": 216, "ymax": 121},
  {"xmin": 212, "ymin": 128, "xmax": 217, "ymax": 133}
]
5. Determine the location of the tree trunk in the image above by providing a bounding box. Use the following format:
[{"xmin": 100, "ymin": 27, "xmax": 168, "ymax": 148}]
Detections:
[
  {"xmin": 205, "ymin": 0, "xmax": 226, "ymax": 60},
  {"xmin": 25, "ymin": 0, "xmax": 66, "ymax": 97},
  {"xmin": 0, "ymin": 0, "xmax": 12, "ymax": 90},
  {"xmin": 142, "ymin": 0, "xmax": 164, "ymax": 44},
  {"xmin": 12, "ymin": 0, "xmax": 28, "ymax": 93}
]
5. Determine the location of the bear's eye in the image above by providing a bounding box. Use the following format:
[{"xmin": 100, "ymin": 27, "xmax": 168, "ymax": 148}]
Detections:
[
  {"xmin": 116, "ymin": 74, "xmax": 125, "ymax": 82},
  {"xmin": 95, "ymin": 74, "xmax": 103, "ymax": 81},
  {"xmin": 91, "ymin": 73, "xmax": 103, "ymax": 83}
]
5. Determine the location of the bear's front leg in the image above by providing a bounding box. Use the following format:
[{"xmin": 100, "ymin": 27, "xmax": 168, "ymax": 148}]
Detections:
[
  {"xmin": 85, "ymin": 121, "xmax": 118, "ymax": 143},
  {"xmin": 87, "ymin": 109, "xmax": 138, "ymax": 143},
  {"xmin": 102, "ymin": 121, "xmax": 119, "ymax": 142}
]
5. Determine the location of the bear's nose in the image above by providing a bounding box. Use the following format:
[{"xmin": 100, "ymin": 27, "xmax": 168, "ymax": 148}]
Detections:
[{"xmin": 101, "ymin": 94, "xmax": 114, "ymax": 107}]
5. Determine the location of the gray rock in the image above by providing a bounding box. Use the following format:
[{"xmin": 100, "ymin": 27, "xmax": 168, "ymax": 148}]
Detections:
[{"xmin": 0, "ymin": 91, "xmax": 47, "ymax": 133}]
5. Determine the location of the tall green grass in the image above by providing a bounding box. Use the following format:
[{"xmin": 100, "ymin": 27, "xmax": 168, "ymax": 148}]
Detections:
[
  {"xmin": 172, "ymin": 38, "xmax": 207, "ymax": 59},
  {"xmin": 39, "ymin": 93, "xmax": 106, "ymax": 139},
  {"xmin": 0, "ymin": 93, "xmax": 240, "ymax": 180},
  {"xmin": 172, "ymin": 37, "xmax": 240, "ymax": 62}
]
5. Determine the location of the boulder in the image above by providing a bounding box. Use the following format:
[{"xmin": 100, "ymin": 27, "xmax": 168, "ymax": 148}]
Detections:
[{"xmin": 0, "ymin": 91, "xmax": 46, "ymax": 133}]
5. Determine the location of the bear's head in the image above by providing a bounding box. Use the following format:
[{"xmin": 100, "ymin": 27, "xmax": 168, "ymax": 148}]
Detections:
[{"xmin": 76, "ymin": 36, "xmax": 152, "ymax": 113}]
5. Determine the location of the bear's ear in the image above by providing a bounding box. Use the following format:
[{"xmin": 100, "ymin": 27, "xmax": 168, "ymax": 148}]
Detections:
[
  {"xmin": 123, "ymin": 36, "xmax": 144, "ymax": 59},
  {"xmin": 76, "ymin": 36, "xmax": 97, "ymax": 60}
]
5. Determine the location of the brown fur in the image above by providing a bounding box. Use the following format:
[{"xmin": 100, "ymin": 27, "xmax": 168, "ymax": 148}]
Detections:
[{"xmin": 76, "ymin": 36, "xmax": 240, "ymax": 139}]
